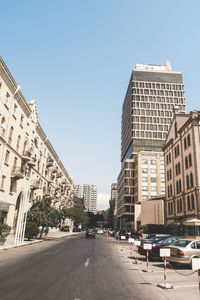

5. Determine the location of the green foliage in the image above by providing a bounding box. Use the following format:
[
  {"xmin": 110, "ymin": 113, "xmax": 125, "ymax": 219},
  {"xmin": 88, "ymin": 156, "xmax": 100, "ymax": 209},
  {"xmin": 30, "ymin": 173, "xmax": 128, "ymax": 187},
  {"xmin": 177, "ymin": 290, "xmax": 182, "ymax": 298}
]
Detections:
[
  {"xmin": 0, "ymin": 223, "xmax": 11, "ymax": 244},
  {"xmin": 107, "ymin": 199, "xmax": 115, "ymax": 228},
  {"xmin": 25, "ymin": 222, "xmax": 39, "ymax": 240},
  {"xmin": 27, "ymin": 197, "xmax": 60, "ymax": 238},
  {"xmin": 61, "ymin": 206, "xmax": 88, "ymax": 227}
]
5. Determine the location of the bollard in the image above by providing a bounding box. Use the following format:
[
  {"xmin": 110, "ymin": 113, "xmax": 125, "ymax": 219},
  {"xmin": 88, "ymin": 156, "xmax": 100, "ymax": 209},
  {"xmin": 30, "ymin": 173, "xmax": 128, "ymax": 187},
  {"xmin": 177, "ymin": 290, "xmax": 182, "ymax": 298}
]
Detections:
[
  {"xmin": 157, "ymin": 248, "xmax": 173, "ymax": 289},
  {"xmin": 133, "ymin": 240, "xmax": 142, "ymax": 264},
  {"xmin": 191, "ymin": 258, "xmax": 200, "ymax": 293},
  {"xmin": 128, "ymin": 238, "xmax": 135, "ymax": 258},
  {"xmin": 142, "ymin": 243, "xmax": 153, "ymax": 272}
]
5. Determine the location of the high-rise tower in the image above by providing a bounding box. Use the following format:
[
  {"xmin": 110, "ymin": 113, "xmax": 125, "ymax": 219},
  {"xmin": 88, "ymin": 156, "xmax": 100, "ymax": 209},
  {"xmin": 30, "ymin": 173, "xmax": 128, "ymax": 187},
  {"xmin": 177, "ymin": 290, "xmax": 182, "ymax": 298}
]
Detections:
[
  {"xmin": 121, "ymin": 61, "xmax": 185, "ymax": 162},
  {"xmin": 117, "ymin": 61, "xmax": 186, "ymax": 230}
]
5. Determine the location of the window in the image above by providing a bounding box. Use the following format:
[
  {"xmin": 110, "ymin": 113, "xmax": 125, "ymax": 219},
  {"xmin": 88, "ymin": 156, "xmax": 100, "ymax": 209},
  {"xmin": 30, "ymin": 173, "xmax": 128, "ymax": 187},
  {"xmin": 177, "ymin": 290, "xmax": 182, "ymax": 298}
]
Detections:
[
  {"xmin": 20, "ymin": 114, "xmax": 24, "ymax": 127},
  {"xmin": 13, "ymin": 104, "xmax": 18, "ymax": 115},
  {"xmin": 4, "ymin": 150, "xmax": 10, "ymax": 165},
  {"xmin": 16, "ymin": 135, "xmax": 21, "ymax": 152},
  {"xmin": 10, "ymin": 178, "xmax": 17, "ymax": 193},
  {"xmin": 150, "ymin": 160, "xmax": 156, "ymax": 165},
  {"xmin": 5, "ymin": 92, "xmax": 10, "ymax": 106},
  {"xmin": 8, "ymin": 127, "xmax": 14, "ymax": 144},
  {"xmin": 142, "ymin": 159, "xmax": 148, "ymax": 165},
  {"xmin": 0, "ymin": 175, "xmax": 6, "ymax": 190},
  {"xmin": 190, "ymin": 173, "xmax": 194, "ymax": 188},
  {"xmin": 191, "ymin": 194, "xmax": 195, "ymax": 210},
  {"xmin": 187, "ymin": 134, "xmax": 191, "ymax": 147},
  {"xmin": 184, "ymin": 137, "xmax": 187, "ymax": 150},
  {"xmin": 188, "ymin": 154, "xmax": 192, "ymax": 167}
]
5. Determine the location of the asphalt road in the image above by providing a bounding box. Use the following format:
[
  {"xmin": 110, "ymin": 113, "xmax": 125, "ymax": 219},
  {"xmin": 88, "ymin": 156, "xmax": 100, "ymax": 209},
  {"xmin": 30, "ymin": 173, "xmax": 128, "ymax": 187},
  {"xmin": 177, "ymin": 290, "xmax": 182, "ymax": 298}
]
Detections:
[{"xmin": 0, "ymin": 234, "xmax": 182, "ymax": 300}]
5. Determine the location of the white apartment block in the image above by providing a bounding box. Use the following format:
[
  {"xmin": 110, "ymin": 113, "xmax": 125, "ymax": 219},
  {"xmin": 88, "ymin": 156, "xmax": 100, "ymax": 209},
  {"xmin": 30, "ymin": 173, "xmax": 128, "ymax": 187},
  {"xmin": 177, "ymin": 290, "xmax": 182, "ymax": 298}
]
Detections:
[
  {"xmin": 134, "ymin": 151, "xmax": 165, "ymax": 203},
  {"xmin": 0, "ymin": 57, "xmax": 75, "ymax": 243},
  {"xmin": 74, "ymin": 184, "xmax": 97, "ymax": 214}
]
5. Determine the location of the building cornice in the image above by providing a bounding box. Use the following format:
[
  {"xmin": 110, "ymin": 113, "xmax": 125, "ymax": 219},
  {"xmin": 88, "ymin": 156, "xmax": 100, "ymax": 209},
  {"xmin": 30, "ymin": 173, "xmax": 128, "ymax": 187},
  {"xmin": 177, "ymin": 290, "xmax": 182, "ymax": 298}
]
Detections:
[{"xmin": 0, "ymin": 57, "xmax": 31, "ymax": 117}]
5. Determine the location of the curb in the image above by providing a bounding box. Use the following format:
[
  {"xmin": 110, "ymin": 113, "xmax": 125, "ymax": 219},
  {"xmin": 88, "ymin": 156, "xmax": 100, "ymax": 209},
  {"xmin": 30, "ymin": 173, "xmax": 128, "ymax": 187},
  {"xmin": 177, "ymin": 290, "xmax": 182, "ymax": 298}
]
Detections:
[{"xmin": 0, "ymin": 232, "xmax": 80, "ymax": 251}]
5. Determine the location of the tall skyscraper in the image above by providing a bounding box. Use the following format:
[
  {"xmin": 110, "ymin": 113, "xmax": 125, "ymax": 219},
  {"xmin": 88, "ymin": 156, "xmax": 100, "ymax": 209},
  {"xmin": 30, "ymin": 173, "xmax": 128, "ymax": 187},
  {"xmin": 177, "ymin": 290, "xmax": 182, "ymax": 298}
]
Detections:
[
  {"xmin": 121, "ymin": 61, "xmax": 185, "ymax": 162},
  {"xmin": 74, "ymin": 184, "xmax": 97, "ymax": 214},
  {"xmin": 117, "ymin": 61, "xmax": 186, "ymax": 230}
]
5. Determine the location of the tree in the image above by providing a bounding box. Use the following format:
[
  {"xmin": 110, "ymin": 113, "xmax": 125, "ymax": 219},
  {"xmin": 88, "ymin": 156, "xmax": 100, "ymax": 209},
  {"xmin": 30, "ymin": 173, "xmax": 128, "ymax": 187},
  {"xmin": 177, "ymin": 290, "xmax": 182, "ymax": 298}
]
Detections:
[
  {"xmin": 27, "ymin": 197, "xmax": 60, "ymax": 238},
  {"xmin": 60, "ymin": 196, "xmax": 88, "ymax": 228},
  {"xmin": 107, "ymin": 199, "xmax": 115, "ymax": 228}
]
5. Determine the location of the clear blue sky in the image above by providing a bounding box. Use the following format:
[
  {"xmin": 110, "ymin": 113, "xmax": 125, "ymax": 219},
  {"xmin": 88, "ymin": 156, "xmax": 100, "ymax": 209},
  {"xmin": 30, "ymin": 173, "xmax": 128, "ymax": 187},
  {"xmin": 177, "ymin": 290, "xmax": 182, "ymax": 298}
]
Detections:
[{"xmin": 1, "ymin": 1, "xmax": 200, "ymax": 209}]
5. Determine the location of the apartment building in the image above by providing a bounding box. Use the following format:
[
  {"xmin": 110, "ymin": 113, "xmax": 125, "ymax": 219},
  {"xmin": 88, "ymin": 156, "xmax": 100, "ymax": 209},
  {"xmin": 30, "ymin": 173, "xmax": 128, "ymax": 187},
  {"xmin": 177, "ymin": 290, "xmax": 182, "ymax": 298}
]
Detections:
[
  {"xmin": 163, "ymin": 110, "xmax": 200, "ymax": 224},
  {"xmin": 117, "ymin": 61, "xmax": 186, "ymax": 229},
  {"xmin": 74, "ymin": 184, "xmax": 97, "ymax": 214},
  {"xmin": 0, "ymin": 57, "xmax": 75, "ymax": 243},
  {"xmin": 111, "ymin": 183, "xmax": 117, "ymax": 214}
]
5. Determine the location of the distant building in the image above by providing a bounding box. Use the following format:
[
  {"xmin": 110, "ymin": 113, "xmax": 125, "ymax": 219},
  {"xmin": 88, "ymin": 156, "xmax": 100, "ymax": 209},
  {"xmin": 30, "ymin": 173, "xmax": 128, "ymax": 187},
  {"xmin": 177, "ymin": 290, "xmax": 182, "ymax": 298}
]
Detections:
[
  {"xmin": 74, "ymin": 184, "xmax": 97, "ymax": 214},
  {"xmin": 117, "ymin": 61, "xmax": 186, "ymax": 230},
  {"xmin": 111, "ymin": 183, "xmax": 117, "ymax": 215},
  {"xmin": 163, "ymin": 110, "xmax": 200, "ymax": 224}
]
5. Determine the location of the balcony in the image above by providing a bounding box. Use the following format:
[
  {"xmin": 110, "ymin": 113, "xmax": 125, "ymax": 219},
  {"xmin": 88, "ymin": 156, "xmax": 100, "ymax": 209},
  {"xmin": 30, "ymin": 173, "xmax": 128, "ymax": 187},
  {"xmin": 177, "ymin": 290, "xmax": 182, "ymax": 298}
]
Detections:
[
  {"xmin": 56, "ymin": 172, "xmax": 62, "ymax": 178},
  {"xmin": 11, "ymin": 166, "xmax": 24, "ymax": 179},
  {"xmin": 22, "ymin": 150, "xmax": 31, "ymax": 162},
  {"xmin": 27, "ymin": 158, "xmax": 36, "ymax": 167},
  {"xmin": 47, "ymin": 176, "xmax": 53, "ymax": 184},
  {"xmin": 30, "ymin": 180, "xmax": 40, "ymax": 190},
  {"xmin": 51, "ymin": 166, "xmax": 58, "ymax": 173},
  {"xmin": 46, "ymin": 157, "xmax": 54, "ymax": 167}
]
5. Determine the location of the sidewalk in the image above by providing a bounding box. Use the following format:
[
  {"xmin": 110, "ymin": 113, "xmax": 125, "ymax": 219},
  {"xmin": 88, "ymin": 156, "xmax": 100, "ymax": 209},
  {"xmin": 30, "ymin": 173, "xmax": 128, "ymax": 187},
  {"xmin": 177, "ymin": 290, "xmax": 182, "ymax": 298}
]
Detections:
[{"xmin": 0, "ymin": 229, "xmax": 80, "ymax": 251}]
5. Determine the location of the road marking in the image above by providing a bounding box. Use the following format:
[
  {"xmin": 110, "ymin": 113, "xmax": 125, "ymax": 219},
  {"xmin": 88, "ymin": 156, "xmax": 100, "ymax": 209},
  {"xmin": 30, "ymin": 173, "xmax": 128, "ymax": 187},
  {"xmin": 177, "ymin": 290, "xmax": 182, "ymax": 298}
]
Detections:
[
  {"xmin": 84, "ymin": 258, "xmax": 90, "ymax": 267},
  {"xmin": 174, "ymin": 285, "xmax": 198, "ymax": 288}
]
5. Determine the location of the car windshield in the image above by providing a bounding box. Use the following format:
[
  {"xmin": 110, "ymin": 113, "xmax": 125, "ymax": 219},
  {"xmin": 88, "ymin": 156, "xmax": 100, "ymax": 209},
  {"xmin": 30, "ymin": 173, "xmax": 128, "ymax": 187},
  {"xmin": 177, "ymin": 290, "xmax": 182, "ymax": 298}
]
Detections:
[
  {"xmin": 149, "ymin": 236, "xmax": 167, "ymax": 242},
  {"xmin": 172, "ymin": 240, "xmax": 191, "ymax": 247}
]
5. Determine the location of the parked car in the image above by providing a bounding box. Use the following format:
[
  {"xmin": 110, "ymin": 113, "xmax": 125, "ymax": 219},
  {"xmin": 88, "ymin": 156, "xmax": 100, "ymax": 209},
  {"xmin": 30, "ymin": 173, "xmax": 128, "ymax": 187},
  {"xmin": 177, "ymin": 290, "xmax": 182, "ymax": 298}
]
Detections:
[
  {"xmin": 96, "ymin": 228, "xmax": 104, "ymax": 234},
  {"xmin": 61, "ymin": 226, "xmax": 69, "ymax": 232},
  {"xmin": 85, "ymin": 228, "xmax": 96, "ymax": 239},
  {"xmin": 148, "ymin": 236, "xmax": 181, "ymax": 260},
  {"xmin": 168, "ymin": 239, "xmax": 200, "ymax": 267},
  {"xmin": 138, "ymin": 234, "xmax": 171, "ymax": 256},
  {"xmin": 115, "ymin": 230, "xmax": 129, "ymax": 240}
]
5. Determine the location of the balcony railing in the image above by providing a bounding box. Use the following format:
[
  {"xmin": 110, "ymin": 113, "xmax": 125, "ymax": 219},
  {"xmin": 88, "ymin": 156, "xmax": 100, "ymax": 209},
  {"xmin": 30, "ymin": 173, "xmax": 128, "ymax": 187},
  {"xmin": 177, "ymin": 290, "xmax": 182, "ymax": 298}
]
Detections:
[
  {"xmin": 22, "ymin": 150, "xmax": 31, "ymax": 161},
  {"xmin": 30, "ymin": 180, "xmax": 40, "ymax": 190},
  {"xmin": 46, "ymin": 157, "xmax": 54, "ymax": 167},
  {"xmin": 27, "ymin": 158, "xmax": 36, "ymax": 167},
  {"xmin": 11, "ymin": 166, "xmax": 24, "ymax": 179}
]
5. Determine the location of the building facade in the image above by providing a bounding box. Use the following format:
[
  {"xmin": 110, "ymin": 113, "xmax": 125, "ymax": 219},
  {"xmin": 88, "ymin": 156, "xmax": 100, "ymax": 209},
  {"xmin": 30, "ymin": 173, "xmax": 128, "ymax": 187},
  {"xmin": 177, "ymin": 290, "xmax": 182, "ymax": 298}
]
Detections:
[
  {"xmin": 117, "ymin": 61, "xmax": 186, "ymax": 229},
  {"xmin": 163, "ymin": 110, "xmax": 200, "ymax": 224},
  {"xmin": 74, "ymin": 184, "xmax": 97, "ymax": 214},
  {"xmin": 0, "ymin": 57, "xmax": 75, "ymax": 243}
]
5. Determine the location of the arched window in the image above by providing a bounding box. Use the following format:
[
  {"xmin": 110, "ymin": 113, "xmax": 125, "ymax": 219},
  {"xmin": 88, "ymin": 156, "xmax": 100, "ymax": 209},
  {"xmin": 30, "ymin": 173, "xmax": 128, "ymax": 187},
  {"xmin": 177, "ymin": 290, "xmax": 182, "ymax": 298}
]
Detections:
[
  {"xmin": 187, "ymin": 195, "xmax": 190, "ymax": 210},
  {"xmin": 191, "ymin": 194, "xmax": 195, "ymax": 210},
  {"xmin": 186, "ymin": 175, "xmax": 189, "ymax": 189},
  {"xmin": 190, "ymin": 173, "xmax": 194, "ymax": 188}
]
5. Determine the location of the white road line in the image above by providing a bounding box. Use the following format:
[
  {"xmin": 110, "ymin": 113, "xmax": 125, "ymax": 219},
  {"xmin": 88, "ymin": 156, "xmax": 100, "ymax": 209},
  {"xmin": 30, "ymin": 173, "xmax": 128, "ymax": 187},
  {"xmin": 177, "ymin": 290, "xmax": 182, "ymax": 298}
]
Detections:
[
  {"xmin": 84, "ymin": 258, "xmax": 90, "ymax": 267},
  {"xmin": 174, "ymin": 285, "xmax": 198, "ymax": 288}
]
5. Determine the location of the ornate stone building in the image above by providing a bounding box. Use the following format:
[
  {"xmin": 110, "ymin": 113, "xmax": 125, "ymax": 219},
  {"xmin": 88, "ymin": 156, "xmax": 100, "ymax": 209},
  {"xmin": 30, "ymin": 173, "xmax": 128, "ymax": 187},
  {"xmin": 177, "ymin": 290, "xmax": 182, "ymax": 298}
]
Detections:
[{"xmin": 0, "ymin": 57, "xmax": 75, "ymax": 243}]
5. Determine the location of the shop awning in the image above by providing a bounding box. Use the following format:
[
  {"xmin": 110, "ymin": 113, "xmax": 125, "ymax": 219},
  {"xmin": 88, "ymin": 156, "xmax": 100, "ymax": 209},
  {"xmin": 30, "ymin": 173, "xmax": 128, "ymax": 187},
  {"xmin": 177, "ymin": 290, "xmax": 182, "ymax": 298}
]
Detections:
[
  {"xmin": 183, "ymin": 218, "xmax": 200, "ymax": 226},
  {"xmin": 0, "ymin": 201, "xmax": 10, "ymax": 212}
]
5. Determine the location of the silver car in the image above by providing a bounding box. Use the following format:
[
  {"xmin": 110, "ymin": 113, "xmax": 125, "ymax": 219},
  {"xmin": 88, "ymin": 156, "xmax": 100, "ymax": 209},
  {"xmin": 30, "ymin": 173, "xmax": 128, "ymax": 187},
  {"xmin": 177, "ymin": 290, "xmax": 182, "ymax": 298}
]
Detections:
[{"xmin": 168, "ymin": 239, "xmax": 200, "ymax": 266}]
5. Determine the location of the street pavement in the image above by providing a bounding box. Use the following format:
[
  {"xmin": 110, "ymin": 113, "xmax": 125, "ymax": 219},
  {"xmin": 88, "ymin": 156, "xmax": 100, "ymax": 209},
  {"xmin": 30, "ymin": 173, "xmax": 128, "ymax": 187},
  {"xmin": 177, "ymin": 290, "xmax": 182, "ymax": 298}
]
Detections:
[{"xmin": 0, "ymin": 233, "xmax": 199, "ymax": 300}]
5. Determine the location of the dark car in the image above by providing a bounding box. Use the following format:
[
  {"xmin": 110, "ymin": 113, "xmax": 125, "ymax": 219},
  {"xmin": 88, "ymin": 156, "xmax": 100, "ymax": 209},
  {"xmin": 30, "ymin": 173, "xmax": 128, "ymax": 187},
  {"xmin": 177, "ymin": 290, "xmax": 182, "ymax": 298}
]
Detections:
[
  {"xmin": 85, "ymin": 228, "xmax": 96, "ymax": 239},
  {"xmin": 148, "ymin": 236, "xmax": 181, "ymax": 260},
  {"xmin": 138, "ymin": 234, "xmax": 171, "ymax": 256}
]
